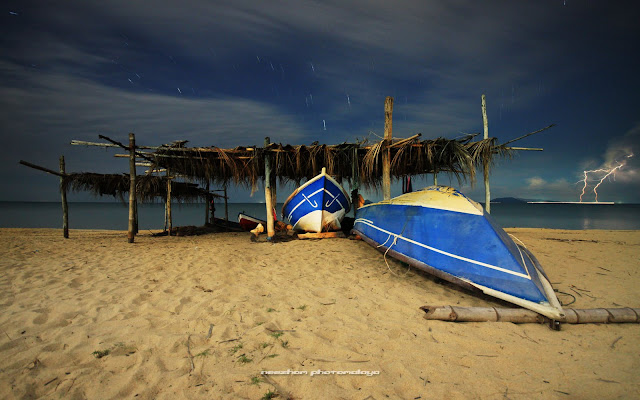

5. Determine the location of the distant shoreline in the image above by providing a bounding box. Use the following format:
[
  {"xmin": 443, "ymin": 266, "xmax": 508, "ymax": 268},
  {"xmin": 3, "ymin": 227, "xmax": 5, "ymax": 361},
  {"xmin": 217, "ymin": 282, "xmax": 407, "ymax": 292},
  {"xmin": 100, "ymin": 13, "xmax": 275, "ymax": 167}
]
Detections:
[{"xmin": 526, "ymin": 201, "xmax": 615, "ymax": 205}]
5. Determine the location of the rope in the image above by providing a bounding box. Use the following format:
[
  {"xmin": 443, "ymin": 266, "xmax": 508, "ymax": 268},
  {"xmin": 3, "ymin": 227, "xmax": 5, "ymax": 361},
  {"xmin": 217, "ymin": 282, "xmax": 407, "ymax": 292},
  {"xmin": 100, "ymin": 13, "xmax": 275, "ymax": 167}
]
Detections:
[{"xmin": 380, "ymin": 221, "xmax": 411, "ymax": 277}]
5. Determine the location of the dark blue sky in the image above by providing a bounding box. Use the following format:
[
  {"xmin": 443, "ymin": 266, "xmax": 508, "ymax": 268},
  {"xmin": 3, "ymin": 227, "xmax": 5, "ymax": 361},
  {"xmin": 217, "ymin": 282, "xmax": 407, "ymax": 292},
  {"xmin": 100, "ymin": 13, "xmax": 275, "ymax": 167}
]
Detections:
[{"xmin": 2, "ymin": 1, "xmax": 639, "ymax": 203}]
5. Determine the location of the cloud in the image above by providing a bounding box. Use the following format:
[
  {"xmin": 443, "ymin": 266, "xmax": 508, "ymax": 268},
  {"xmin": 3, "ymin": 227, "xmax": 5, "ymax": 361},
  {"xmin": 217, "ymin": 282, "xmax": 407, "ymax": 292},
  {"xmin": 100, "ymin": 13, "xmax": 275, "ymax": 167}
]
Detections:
[
  {"xmin": 570, "ymin": 123, "xmax": 640, "ymax": 202},
  {"xmin": 0, "ymin": 60, "xmax": 308, "ymax": 200},
  {"xmin": 602, "ymin": 123, "xmax": 639, "ymax": 183},
  {"xmin": 526, "ymin": 176, "xmax": 546, "ymax": 189}
]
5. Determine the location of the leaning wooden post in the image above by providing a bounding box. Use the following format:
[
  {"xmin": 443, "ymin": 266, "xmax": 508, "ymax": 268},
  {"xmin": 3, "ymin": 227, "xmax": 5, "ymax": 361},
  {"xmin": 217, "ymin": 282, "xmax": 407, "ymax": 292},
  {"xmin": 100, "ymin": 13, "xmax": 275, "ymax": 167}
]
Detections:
[
  {"xmin": 128, "ymin": 133, "xmax": 137, "ymax": 243},
  {"xmin": 264, "ymin": 137, "xmax": 275, "ymax": 240},
  {"xmin": 166, "ymin": 169, "xmax": 172, "ymax": 235},
  {"xmin": 481, "ymin": 94, "xmax": 491, "ymax": 213},
  {"xmin": 59, "ymin": 156, "xmax": 69, "ymax": 238},
  {"xmin": 383, "ymin": 96, "xmax": 393, "ymax": 201}
]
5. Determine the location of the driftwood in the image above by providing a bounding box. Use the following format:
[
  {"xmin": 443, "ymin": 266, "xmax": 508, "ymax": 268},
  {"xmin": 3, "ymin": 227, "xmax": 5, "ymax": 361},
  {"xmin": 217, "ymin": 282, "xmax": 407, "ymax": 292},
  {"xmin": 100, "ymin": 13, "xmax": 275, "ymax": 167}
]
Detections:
[{"xmin": 421, "ymin": 305, "xmax": 640, "ymax": 324}]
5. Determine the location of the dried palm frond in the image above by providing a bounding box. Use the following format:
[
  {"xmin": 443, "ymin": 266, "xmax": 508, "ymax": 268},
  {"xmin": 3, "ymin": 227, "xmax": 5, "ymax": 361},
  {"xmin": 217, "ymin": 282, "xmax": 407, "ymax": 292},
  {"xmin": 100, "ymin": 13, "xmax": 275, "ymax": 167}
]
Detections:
[{"xmin": 62, "ymin": 172, "xmax": 215, "ymax": 203}]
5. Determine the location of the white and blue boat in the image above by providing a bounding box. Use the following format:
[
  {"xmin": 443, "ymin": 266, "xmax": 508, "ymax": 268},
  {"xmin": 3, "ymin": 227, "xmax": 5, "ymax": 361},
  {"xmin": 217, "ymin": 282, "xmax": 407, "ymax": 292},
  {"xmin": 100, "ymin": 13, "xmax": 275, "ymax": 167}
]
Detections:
[
  {"xmin": 352, "ymin": 186, "xmax": 564, "ymax": 319},
  {"xmin": 282, "ymin": 167, "xmax": 351, "ymax": 233}
]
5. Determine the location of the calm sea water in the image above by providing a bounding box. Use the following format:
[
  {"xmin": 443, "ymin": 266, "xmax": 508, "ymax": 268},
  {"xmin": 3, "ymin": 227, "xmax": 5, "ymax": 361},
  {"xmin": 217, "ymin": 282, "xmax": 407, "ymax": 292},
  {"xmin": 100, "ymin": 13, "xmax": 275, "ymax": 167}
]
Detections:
[{"xmin": 1, "ymin": 201, "xmax": 639, "ymax": 230}]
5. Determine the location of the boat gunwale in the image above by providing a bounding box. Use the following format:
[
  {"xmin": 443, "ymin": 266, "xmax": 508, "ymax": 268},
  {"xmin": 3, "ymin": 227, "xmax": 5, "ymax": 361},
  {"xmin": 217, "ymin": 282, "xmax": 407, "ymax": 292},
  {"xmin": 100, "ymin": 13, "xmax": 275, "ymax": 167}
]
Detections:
[{"xmin": 282, "ymin": 168, "xmax": 351, "ymax": 217}]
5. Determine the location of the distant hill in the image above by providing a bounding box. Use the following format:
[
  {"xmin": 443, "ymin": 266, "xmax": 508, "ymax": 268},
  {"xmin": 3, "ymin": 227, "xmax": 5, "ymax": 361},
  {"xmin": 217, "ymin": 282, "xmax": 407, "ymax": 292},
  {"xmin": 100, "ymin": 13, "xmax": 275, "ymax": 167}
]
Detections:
[{"xmin": 491, "ymin": 197, "xmax": 528, "ymax": 203}]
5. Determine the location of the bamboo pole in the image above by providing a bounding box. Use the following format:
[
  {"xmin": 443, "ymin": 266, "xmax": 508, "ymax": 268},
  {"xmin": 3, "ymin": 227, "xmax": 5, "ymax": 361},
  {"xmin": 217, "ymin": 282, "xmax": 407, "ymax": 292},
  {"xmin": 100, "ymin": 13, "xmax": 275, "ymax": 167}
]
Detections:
[
  {"xmin": 383, "ymin": 96, "xmax": 393, "ymax": 201},
  {"xmin": 504, "ymin": 147, "xmax": 544, "ymax": 151},
  {"xmin": 59, "ymin": 156, "xmax": 69, "ymax": 239},
  {"xmin": 19, "ymin": 160, "xmax": 66, "ymax": 178},
  {"xmin": 205, "ymin": 181, "xmax": 210, "ymax": 225},
  {"xmin": 264, "ymin": 137, "xmax": 275, "ymax": 240},
  {"xmin": 420, "ymin": 306, "xmax": 640, "ymax": 324},
  {"xmin": 501, "ymin": 124, "xmax": 556, "ymax": 146},
  {"xmin": 134, "ymin": 193, "xmax": 138, "ymax": 235},
  {"xmin": 128, "ymin": 133, "xmax": 137, "ymax": 243},
  {"xmin": 351, "ymin": 146, "xmax": 359, "ymax": 218},
  {"xmin": 166, "ymin": 169, "xmax": 172, "ymax": 235},
  {"xmin": 98, "ymin": 135, "xmax": 155, "ymax": 163},
  {"xmin": 389, "ymin": 133, "xmax": 421, "ymax": 148},
  {"xmin": 481, "ymin": 94, "xmax": 490, "ymax": 214},
  {"xmin": 269, "ymin": 174, "xmax": 276, "ymax": 220},
  {"xmin": 224, "ymin": 185, "xmax": 229, "ymax": 225}
]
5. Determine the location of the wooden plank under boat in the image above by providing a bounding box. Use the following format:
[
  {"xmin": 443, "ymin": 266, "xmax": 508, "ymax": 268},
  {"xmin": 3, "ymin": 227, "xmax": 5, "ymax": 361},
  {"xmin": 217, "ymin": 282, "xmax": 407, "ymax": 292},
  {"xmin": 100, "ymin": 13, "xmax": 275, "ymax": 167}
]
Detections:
[{"xmin": 352, "ymin": 186, "xmax": 564, "ymax": 319}]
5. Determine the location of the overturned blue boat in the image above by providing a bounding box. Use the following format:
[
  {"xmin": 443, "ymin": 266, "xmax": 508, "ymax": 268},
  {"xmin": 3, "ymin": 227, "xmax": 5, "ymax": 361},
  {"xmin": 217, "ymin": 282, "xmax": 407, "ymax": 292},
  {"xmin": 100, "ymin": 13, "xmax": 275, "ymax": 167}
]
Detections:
[
  {"xmin": 352, "ymin": 186, "xmax": 564, "ymax": 319},
  {"xmin": 283, "ymin": 167, "xmax": 351, "ymax": 233}
]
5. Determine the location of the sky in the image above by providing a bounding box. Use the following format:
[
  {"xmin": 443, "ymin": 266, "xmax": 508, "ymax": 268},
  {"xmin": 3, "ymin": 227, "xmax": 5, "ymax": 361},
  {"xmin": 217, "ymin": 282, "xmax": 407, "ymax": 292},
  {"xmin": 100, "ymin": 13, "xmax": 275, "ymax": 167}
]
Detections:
[{"xmin": 1, "ymin": 0, "xmax": 639, "ymax": 204}]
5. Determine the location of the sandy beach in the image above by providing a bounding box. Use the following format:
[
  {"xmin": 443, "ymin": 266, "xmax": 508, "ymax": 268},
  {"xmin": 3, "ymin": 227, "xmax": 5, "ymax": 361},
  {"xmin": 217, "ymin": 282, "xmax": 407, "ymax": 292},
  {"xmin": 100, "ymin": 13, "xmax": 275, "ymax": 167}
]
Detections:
[{"xmin": 1, "ymin": 227, "xmax": 639, "ymax": 399}]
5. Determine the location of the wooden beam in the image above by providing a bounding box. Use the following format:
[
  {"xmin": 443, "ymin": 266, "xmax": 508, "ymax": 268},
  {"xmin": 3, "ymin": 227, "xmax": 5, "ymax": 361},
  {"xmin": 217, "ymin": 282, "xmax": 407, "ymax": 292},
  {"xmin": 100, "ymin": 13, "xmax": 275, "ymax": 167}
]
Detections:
[
  {"xmin": 501, "ymin": 124, "xmax": 556, "ymax": 146},
  {"xmin": 99, "ymin": 135, "xmax": 155, "ymax": 163},
  {"xmin": 481, "ymin": 94, "xmax": 490, "ymax": 214},
  {"xmin": 19, "ymin": 160, "xmax": 66, "ymax": 178},
  {"xmin": 59, "ymin": 156, "xmax": 69, "ymax": 238},
  {"xmin": 504, "ymin": 147, "xmax": 544, "ymax": 151},
  {"xmin": 389, "ymin": 133, "xmax": 421, "ymax": 148},
  {"xmin": 383, "ymin": 96, "xmax": 393, "ymax": 201},
  {"xmin": 71, "ymin": 139, "xmax": 158, "ymax": 150},
  {"xmin": 128, "ymin": 133, "xmax": 137, "ymax": 243},
  {"xmin": 264, "ymin": 137, "xmax": 275, "ymax": 240}
]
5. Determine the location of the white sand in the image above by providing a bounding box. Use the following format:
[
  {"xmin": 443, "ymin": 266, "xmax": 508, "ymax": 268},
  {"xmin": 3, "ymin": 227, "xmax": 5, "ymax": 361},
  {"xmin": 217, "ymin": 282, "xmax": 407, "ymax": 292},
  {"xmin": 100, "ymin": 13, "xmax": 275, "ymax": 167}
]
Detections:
[{"xmin": 1, "ymin": 228, "xmax": 639, "ymax": 399}]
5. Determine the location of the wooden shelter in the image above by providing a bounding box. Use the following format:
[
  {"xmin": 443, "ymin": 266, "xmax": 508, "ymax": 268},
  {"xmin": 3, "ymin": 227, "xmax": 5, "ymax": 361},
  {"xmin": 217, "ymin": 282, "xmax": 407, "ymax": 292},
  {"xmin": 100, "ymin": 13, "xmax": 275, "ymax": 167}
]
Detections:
[{"xmin": 22, "ymin": 94, "xmax": 551, "ymax": 242}]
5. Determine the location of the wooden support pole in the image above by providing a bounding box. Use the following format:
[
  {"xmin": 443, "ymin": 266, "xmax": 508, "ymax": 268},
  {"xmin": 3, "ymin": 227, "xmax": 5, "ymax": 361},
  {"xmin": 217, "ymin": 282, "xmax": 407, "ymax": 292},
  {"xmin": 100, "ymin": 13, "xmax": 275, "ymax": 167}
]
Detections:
[
  {"xmin": 166, "ymin": 169, "xmax": 172, "ymax": 235},
  {"xmin": 351, "ymin": 146, "xmax": 359, "ymax": 218},
  {"xmin": 264, "ymin": 137, "xmax": 275, "ymax": 240},
  {"xmin": 128, "ymin": 133, "xmax": 137, "ymax": 243},
  {"xmin": 59, "ymin": 156, "xmax": 69, "ymax": 239},
  {"xmin": 269, "ymin": 173, "xmax": 277, "ymax": 219},
  {"xmin": 420, "ymin": 305, "xmax": 640, "ymax": 324},
  {"xmin": 205, "ymin": 181, "xmax": 210, "ymax": 225},
  {"xmin": 383, "ymin": 96, "xmax": 393, "ymax": 201},
  {"xmin": 224, "ymin": 185, "xmax": 229, "ymax": 225},
  {"xmin": 134, "ymin": 193, "xmax": 138, "ymax": 235},
  {"xmin": 434, "ymin": 174, "xmax": 438, "ymax": 186},
  {"xmin": 481, "ymin": 94, "xmax": 491, "ymax": 213}
]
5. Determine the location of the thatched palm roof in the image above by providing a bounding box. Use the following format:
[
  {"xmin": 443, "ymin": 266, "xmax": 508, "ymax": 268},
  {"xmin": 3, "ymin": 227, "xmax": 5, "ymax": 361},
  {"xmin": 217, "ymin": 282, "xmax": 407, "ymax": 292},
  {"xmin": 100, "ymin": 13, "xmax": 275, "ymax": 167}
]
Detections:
[
  {"xmin": 62, "ymin": 173, "xmax": 219, "ymax": 202},
  {"xmin": 149, "ymin": 136, "xmax": 512, "ymax": 190}
]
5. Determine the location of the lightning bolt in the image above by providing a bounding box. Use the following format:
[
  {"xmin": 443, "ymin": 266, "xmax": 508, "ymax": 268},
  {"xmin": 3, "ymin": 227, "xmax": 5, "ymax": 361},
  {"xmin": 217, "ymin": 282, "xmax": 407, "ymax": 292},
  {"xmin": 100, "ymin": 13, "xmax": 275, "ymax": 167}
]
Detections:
[
  {"xmin": 579, "ymin": 168, "xmax": 608, "ymax": 202},
  {"xmin": 579, "ymin": 154, "xmax": 634, "ymax": 202}
]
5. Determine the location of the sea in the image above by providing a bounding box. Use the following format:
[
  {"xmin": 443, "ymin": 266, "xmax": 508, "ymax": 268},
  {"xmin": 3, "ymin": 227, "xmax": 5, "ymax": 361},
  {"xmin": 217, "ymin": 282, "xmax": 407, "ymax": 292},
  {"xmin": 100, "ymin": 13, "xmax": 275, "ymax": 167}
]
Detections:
[{"xmin": 1, "ymin": 201, "xmax": 639, "ymax": 231}]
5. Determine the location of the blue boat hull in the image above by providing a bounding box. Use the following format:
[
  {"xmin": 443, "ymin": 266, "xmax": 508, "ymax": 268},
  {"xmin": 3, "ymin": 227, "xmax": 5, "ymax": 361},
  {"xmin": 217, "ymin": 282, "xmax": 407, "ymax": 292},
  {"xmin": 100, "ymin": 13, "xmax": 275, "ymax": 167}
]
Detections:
[
  {"xmin": 282, "ymin": 168, "xmax": 351, "ymax": 232},
  {"xmin": 352, "ymin": 186, "xmax": 563, "ymax": 319}
]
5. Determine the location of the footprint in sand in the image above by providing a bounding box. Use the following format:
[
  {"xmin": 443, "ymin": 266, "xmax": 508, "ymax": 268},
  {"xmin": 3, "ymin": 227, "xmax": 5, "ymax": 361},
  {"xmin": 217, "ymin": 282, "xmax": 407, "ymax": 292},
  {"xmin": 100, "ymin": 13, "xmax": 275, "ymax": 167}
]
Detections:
[
  {"xmin": 131, "ymin": 293, "xmax": 151, "ymax": 306},
  {"xmin": 174, "ymin": 296, "xmax": 192, "ymax": 313},
  {"xmin": 32, "ymin": 309, "xmax": 49, "ymax": 325}
]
